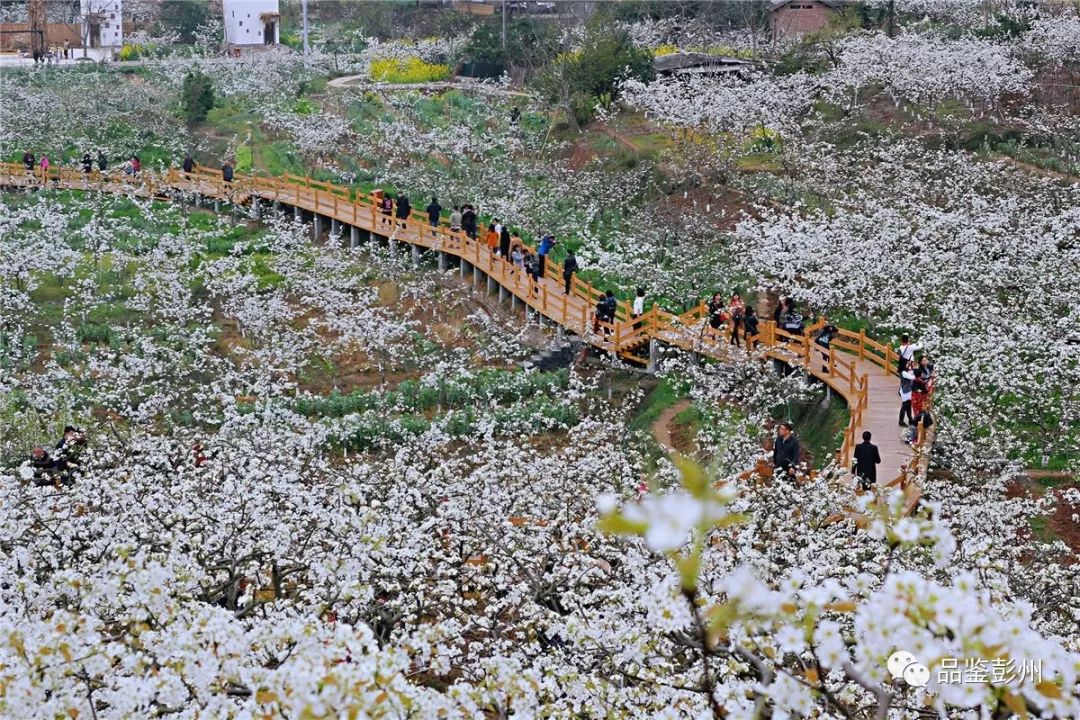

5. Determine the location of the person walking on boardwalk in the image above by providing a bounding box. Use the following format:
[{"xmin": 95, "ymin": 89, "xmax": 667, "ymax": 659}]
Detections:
[
  {"xmin": 426, "ymin": 197, "xmax": 442, "ymax": 227},
  {"xmin": 562, "ymin": 250, "xmax": 579, "ymax": 295},
  {"xmin": 511, "ymin": 244, "xmax": 525, "ymax": 278},
  {"xmin": 729, "ymin": 291, "xmax": 745, "ymax": 346},
  {"xmin": 379, "ymin": 193, "xmax": 394, "ymax": 227},
  {"xmin": 222, "ymin": 160, "xmax": 234, "ymax": 184},
  {"xmin": 131, "ymin": 156, "xmax": 141, "ymax": 175},
  {"xmin": 449, "ymin": 206, "xmax": 462, "ymax": 232},
  {"xmin": 485, "ymin": 223, "xmax": 500, "ymax": 254},
  {"xmin": 183, "ymin": 153, "xmax": 194, "ymax": 176},
  {"xmin": 97, "ymin": 150, "xmax": 107, "ymax": 172},
  {"xmin": 395, "ymin": 192, "xmax": 411, "ymax": 228},
  {"xmin": 462, "ymin": 204, "xmax": 477, "ymax": 239},
  {"xmin": 853, "ymin": 431, "xmax": 881, "ymax": 491},
  {"xmin": 81, "ymin": 151, "xmax": 93, "ymax": 174},
  {"xmin": 743, "ymin": 306, "xmax": 759, "ymax": 348},
  {"xmin": 632, "ymin": 287, "xmax": 645, "ymax": 329},
  {"xmin": 899, "ymin": 360, "xmax": 916, "ymax": 426},
  {"xmin": 772, "ymin": 422, "xmax": 800, "ymax": 477},
  {"xmin": 23, "ymin": 151, "xmax": 35, "ymax": 173},
  {"xmin": 707, "ymin": 292, "xmax": 726, "ymax": 340},
  {"xmin": 537, "ymin": 234, "xmax": 556, "ymax": 280},
  {"xmin": 499, "ymin": 224, "xmax": 512, "ymax": 259}
]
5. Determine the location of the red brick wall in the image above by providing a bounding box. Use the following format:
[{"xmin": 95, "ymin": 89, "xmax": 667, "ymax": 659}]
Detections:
[{"xmin": 771, "ymin": 2, "xmax": 835, "ymax": 41}]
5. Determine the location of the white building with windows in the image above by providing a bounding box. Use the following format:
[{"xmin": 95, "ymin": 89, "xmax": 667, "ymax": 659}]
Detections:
[
  {"xmin": 223, "ymin": 0, "xmax": 280, "ymax": 48},
  {"xmin": 80, "ymin": 0, "xmax": 122, "ymax": 50}
]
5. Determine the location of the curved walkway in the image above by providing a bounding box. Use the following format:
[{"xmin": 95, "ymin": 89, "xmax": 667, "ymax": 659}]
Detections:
[{"xmin": 0, "ymin": 163, "xmax": 932, "ymax": 510}]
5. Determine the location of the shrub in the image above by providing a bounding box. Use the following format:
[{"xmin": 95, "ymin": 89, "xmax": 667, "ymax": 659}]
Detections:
[
  {"xmin": 181, "ymin": 70, "xmax": 215, "ymax": 125},
  {"xmin": 369, "ymin": 57, "xmax": 451, "ymax": 84},
  {"xmin": 294, "ymin": 98, "xmax": 317, "ymax": 115},
  {"xmin": 118, "ymin": 44, "xmax": 143, "ymax": 61},
  {"xmin": 747, "ymin": 126, "xmax": 782, "ymax": 152},
  {"xmin": 653, "ymin": 44, "xmax": 679, "ymax": 56}
]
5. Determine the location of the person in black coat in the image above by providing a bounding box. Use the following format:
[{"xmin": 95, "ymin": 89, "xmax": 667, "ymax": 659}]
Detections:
[
  {"xmin": 425, "ymin": 197, "xmax": 442, "ymax": 227},
  {"xmin": 82, "ymin": 152, "xmax": 93, "ymax": 173},
  {"xmin": 183, "ymin": 153, "xmax": 194, "ymax": 175},
  {"xmin": 772, "ymin": 422, "xmax": 800, "ymax": 476},
  {"xmin": 562, "ymin": 250, "xmax": 578, "ymax": 294},
  {"xmin": 461, "ymin": 205, "xmax": 477, "ymax": 239},
  {"xmin": 395, "ymin": 193, "xmax": 411, "ymax": 227},
  {"xmin": 743, "ymin": 306, "xmax": 759, "ymax": 347},
  {"xmin": 222, "ymin": 162, "xmax": 234, "ymax": 183},
  {"xmin": 853, "ymin": 431, "xmax": 881, "ymax": 490},
  {"xmin": 499, "ymin": 225, "xmax": 512, "ymax": 259}
]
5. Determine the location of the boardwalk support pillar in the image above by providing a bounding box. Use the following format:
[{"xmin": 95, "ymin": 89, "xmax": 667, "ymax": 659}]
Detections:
[
  {"xmin": 438, "ymin": 251, "xmax": 448, "ymax": 271},
  {"xmin": 487, "ymin": 274, "xmax": 497, "ymax": 295},
  {"xmin": 293, "ymin": 205, "xmax": 300, "ymax": 220},
  {"xmin": 331, "ymin": 218, "xmax": 340, "ymax": 236},
  {"xmin": 499, "ymin": 285, "xmax": 507, "ymax": 303},
  {"xmin": 350, "ymin": 226, "xmax": 360, "ymax": 249},
  {"xmin": 460, "ymin": 259, "xmax": 470, "ymax": 279},
  {"xmin": 411, "ymin": 244, "xmax": 421, "ymax": 268},
  {"xmin": 314, "ymin": 214, "xmax": 323, "ymax": 239},
  {"xmin": 648, "ymin": 339, "xmax": 659, "ymax": 375}
]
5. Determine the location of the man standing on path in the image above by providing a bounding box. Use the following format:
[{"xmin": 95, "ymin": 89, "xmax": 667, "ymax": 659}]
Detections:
[
  {"xmin": 853, "ymin": 431, "xmax": 881, "ymax": 491},
  {"xmin": 537, "ymin": 234, "xmax": 556, "ymax": 280},
  {"xmin": 426, "ymin": 197, "xmax": 442, "ymax": 227},
  {"xmin": 772, "ymin": 422, "xmax": 800, "ymax": 477},
  {"xmin": 562, "ymin": 249, "xmax": 578, "ymax": 295},
  {"xmin": 183, "ymin": 153, "xmax": 195, "ymax": 176}
]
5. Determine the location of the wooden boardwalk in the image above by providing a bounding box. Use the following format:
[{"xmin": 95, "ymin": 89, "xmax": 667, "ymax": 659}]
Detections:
[{"xmin": 0, "ymin": 163, "xmax": 933, "ymax": 506}]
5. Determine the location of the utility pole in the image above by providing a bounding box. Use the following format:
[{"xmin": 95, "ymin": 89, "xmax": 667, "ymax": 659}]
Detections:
[
  {"xmin": 887, "ymin": 0, "xmax": 895, "ymax": 38},
  {"xmin": 501, "ymin": 0, "xmax": 507, "ymax": 54},
  {"xmin": 301, "ymin": 0, "xmax": 310, "ymax": 54}
]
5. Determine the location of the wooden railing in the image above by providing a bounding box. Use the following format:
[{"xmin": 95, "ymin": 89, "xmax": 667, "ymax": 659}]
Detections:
[{"xmin": 1, "ymin": 161, "xmax": 931, "ymax": 498}]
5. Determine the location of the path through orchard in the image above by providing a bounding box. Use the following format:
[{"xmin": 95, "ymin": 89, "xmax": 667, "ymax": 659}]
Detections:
[{"xmin": 0, "ymin": 163, "xmax": 932, "ymax": 510}]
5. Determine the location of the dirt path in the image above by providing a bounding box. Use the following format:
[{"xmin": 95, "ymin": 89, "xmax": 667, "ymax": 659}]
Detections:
[{"xmin": 652, "ymin": 399, "xmax": 691, "ymax": 454}]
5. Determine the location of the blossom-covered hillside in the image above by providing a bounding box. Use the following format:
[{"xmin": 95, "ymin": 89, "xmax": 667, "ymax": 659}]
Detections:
[{"xmin": 1, "ymin": 2, "xmax": 1079, "ymax": 717}]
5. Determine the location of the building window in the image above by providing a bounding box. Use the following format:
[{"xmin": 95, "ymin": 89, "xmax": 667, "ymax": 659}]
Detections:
[{"xmin": 239, "ymin": 21, "xmax": 243, "ymax": 26}]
